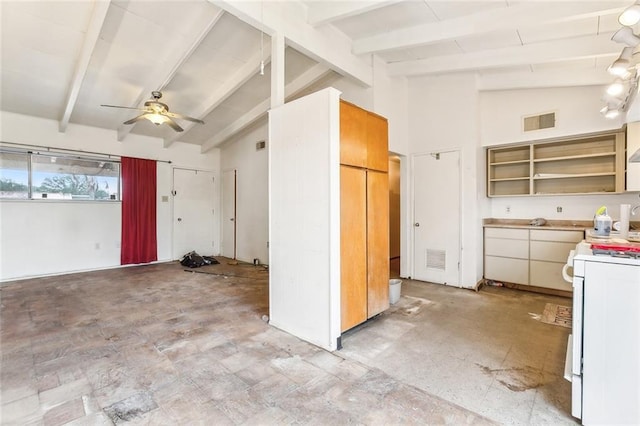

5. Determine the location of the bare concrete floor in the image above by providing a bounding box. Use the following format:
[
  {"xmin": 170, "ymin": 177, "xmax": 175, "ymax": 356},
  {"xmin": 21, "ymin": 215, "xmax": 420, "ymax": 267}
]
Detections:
[{"xmin": 0, "ymin": 260, "xmax": 575, "ymax": 425}]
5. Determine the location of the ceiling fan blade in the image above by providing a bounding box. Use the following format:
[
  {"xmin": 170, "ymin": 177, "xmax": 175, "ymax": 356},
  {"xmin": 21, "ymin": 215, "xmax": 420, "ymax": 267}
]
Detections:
[
  {"xmin": 164, "ymin": 117, "xmax": 184, "ymax": 132},
  {"xmin": 101, "ymin": 104, "xmax": 147, "ymax": 111},
  {"xmin": 165, "ymin": 111, "xmax": 204, "ymax": 124},
  {"xmin": 123, "ymin": 114, "xmax": 148, "ymax": 125}
]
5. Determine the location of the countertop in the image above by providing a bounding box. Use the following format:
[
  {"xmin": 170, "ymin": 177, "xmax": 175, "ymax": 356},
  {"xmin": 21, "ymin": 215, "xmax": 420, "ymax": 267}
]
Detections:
[
  {"xmin": 483, "ymin": 218, "xmax": 640, "ymax": 241},
  {"xmin": 483, "ymin": 218, "xmax": 592, "ymax": 231}
]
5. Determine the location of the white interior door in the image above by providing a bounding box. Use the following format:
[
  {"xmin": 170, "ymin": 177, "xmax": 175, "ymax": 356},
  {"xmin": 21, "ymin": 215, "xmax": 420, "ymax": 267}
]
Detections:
[
  {"xmin": 172, "ymin": 168, "xmax": 215, "ymax": 260},
  {"xmin": 221, "ymin": 169, "xmax": 236, "ymax": 259},
  {"xmin": 412, "ymin": 151, "xmax": 460, "ymax": 285}
]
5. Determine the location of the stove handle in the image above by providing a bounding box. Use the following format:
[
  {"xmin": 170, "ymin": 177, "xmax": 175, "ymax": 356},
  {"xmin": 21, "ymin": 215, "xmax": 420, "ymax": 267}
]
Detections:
[{"xmin": 562, "ymin": 249, "xmax": 576, "ymax": 283}]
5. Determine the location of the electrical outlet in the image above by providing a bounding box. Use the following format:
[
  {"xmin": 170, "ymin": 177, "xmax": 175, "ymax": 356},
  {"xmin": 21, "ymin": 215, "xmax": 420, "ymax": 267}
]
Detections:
[
  {"xmin": 506, "ymin": 206, "xmax": 511, "ymax": 213},
  {"xmin": 557, "ymin": 206, "xmax": 563, "ymax": 213}
]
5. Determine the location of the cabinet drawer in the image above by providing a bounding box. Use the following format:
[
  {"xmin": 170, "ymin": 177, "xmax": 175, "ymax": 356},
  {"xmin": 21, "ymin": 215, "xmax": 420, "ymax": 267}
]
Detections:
[
  {"xmin": 530, "ymin": 229, "xmax": 583, "ymax": 242},
  {"xmin": 530, "ymin": 241, "xmax": 576, "ymax": 262},
  {"xmin": 530, "ymin": 260, "xmax": 572, "ymax": 292},
  {"xmin": 485, "ymin": 256, "xmax": 528, "ymax": 285},
  {"xmin": 485, "ymin": 227, "xmax": 529, "ymax": 240},
  {"xmin": 485, "ymin": 237, "xmax": 529, "ymax": 259}
]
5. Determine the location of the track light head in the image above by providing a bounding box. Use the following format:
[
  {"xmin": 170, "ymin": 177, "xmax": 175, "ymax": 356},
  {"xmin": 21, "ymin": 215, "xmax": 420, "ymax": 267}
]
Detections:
[
  {"xmin": 619, "ymin": 2, "xmax": 640, "ymax": 26},
  {"xmin": 612, "ymin": 27, "xmax": 640, "ymax": 47}
]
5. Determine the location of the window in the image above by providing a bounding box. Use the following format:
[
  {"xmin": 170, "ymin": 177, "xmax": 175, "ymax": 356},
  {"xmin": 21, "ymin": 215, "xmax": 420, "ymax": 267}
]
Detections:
[
  {"xmin": 0, "ymin": 149, "xmax": 120, "ymax": 201},
  {"xmin": 0, "ymin": 151, "xmax": 29, "ymax": 199}
]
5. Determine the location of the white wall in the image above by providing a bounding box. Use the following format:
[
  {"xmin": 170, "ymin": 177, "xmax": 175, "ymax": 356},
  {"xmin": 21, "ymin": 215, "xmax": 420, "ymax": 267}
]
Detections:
[
  {"xmin": 491, "ymin": 193, "xmax": 640, "ymax": 222},
  {"xmin": 220, "ymin": 121, "xmax": 269, "ymax": 264},
  {"xmin": 480, "ymin": 86, "xmax": 623, "ymax": 146},
  {"xmin": 408, "ymin": 74, "xmax": 487, "ymax": 287},
  {"xmin": 0, "ymin": 111, "xmax": 220, "ymax": 281},
  {"xmin": 268, "ymin": 88, "xmax": 341, "ymax": 351},
  {"xmin": 479, "ymin": 86, "xmax": 640, "ymax": 221},
  {"xmin": 373, "ymin": 56, "xmax": 409, "ymax": 156}
]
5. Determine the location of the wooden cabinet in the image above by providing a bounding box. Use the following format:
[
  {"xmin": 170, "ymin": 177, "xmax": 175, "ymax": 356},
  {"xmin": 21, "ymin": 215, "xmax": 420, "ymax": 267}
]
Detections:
[
  {"xmin": 339, "ymin": 101, "xmax": 389, "ymax": 332},
  {"xmin": 366, "ymin": 170, "xmax": 389, "ymax": 318},
  {"xmin": 340, "ymin": 100, "xmax": 388, "ymax": 172},
  {"xmin": 484, "ymin": 226, "xmax": 584, "ymax": 293},
  {"xmin": 487, "ymin": 131, "xmax": 626, "ymax": 197},
  {"xmin": 340, "ymin": 166, "xmax": 367, "ymax": 331},
  {"xmin": 340, "ymin": 101, "xmax": 368, "ymax": 169}
]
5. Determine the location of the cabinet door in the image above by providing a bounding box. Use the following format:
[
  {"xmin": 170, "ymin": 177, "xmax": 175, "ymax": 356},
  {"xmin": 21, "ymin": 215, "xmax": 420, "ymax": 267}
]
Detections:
[
  {"xmin": 340, "ymin": 101, "xmax": 367, "ymax": 168},
  {"xmin": 366, "ymin": 112, "xmax": 388, "ymax": 172},
  {"xmin": 341, "ymin": 166, "xmax": 367, "ymax": 331},
  {"xmin": 485, "ymin": 256, "xmax": 529, "ymax": 285},
  {"xmin": 484, "ymin": 237, "xmax": 529, "ymax": 259},
  {"xmin": 367, "ymin": 170, "xmax": 390, "ymax": 318},
  {"xmin": 530, "ymin": 241, "xmax": 576, "ymax": 262},
  {"xmin": 530, "ymin": 260, "xmax": 572, "ymax": 291}
]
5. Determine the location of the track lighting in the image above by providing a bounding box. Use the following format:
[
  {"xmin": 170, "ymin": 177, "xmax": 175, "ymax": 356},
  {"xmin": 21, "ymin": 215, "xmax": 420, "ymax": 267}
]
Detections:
[
  {"xmin": 600, "ymin": 105, "xmax": 621, "ymax": 119},
  {"xmin": 607, "ymin": 79, "xmax": 626, "ymax": 96},
  {"xmin": 612, "ymin": 27, "xmax": 640, "ymax": 47},
  {"xmin": 619, "ymin": 1, "xmax": 640, "ymax": 26},
  {"xmin": 608, "ymin": 47, "xmax": 634, "ymax": 77}
]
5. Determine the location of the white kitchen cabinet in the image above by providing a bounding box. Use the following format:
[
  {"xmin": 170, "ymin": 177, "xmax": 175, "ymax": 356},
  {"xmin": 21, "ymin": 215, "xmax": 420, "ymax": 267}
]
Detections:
[
  {"xmin": 530, "ymin": 229, "xmax": 583, "ymax": 291},
  {"xmin": 484, "ymin": 227, "xmax": 584, "ymax": 291},
  {"xmin": 484, "ymin": 228, "xmax": 530, "ymax": 285}
]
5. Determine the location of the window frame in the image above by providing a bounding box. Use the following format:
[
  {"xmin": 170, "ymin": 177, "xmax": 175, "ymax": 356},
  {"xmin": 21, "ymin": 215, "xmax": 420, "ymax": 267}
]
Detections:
[{"xmin": 0, "ymin": 147, "xmax": 122, "ymax": 202}]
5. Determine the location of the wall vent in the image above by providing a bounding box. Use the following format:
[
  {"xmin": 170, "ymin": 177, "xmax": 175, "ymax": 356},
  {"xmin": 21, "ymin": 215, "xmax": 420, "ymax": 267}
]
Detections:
[
  {"xmin": 426, "ymin": 249, "xmax": 446, "ymax": 270},
  {"xmin": 256, "ymin": 140, "xmax": 266, "ymax": 150},
  {"xmin": 523, "ymin": 112, "xmax": 555, "ymax": 132}
]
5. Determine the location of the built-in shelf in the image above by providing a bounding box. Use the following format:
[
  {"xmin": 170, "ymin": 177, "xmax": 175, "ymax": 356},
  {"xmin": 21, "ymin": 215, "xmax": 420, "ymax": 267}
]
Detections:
[{"xmin": 487, "ymin": 130, "xmax": 625, "ymax": 197}]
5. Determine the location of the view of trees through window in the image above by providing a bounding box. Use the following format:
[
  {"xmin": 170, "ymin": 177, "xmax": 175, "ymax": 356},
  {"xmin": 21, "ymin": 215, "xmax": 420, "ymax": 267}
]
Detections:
[{"xmin": 0, "ymin": 150, "xmax": 120, "ymax": 200}]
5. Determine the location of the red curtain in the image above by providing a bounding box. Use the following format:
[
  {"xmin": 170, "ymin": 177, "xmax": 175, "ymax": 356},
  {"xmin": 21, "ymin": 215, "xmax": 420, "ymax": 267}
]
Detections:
[{"xmin": 121, "ymin": 157, "xmax": 157, "ymax": 265}]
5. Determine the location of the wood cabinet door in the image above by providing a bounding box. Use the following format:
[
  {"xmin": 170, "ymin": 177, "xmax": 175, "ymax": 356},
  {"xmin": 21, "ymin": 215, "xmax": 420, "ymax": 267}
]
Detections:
[
  {"xmin": 341, "ymin": 165, "xmax": 367, "ymax": 331},
  {"xmin": 366, "ymin": 112, "xmax": 389, "ymax": 172},
  {"xmin": 340, "ymin": 101, "xmax": 367, "ymax": 168},
  {"xmin": 367, "ymin": 170, "xmax": 390, "ymax": 317}
]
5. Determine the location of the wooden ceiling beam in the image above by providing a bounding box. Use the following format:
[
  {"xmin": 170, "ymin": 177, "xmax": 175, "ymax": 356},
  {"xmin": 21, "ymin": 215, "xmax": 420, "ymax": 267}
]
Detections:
[
  {"xmin": 200, "ymin": 63, "xmax": 330, "ymax": 153},
  {"xmin": 307, "ymin": 1, "xmax": 402, "ymax": 27},
  {"xmin": 59, "ymin": 0, "xmax": 111, "ymax": 133},
  {"xmin": 388, "ymin": 34, "xmax": 618, "ymax": 77},
  {"xmin": 353, "ymin": 2, "xmax": 627, "ymax": 55}
]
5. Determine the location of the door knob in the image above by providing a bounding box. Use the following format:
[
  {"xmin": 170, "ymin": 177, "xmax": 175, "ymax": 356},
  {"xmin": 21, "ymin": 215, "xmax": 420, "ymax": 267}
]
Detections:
[
  {"xmin": 230, "ymin": 218, "xmax": 235, "ymax": 221},
  {"xmin": 177, "ymin": 218, "xmax": 182, "ymax": 222},
  {"xmin": 414, "ymin": 222, "xmax": 420, "ymax": 227}
]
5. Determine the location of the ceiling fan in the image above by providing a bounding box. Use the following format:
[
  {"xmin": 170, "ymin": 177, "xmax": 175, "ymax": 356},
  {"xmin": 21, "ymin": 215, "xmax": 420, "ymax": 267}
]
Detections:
[{"xmin": 101, "ymin": 91, "xmax": 204, "ymax": 132}]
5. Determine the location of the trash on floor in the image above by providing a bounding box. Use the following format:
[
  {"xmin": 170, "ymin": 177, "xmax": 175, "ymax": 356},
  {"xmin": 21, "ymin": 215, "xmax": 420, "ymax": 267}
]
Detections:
[{"xmin": 179, "ymin": 251, "xmax": 219, "ymax": 268}]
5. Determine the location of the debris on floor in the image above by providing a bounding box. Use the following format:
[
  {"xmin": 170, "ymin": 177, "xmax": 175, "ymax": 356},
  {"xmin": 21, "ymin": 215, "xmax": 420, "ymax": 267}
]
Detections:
[{"xmin": 179, "ymin": 251, "xmax": 219, "ymax": 268}]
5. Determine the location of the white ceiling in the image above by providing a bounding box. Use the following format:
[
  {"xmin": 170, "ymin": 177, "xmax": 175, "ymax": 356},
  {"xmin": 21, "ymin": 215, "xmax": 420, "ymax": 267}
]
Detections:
[{"xmin": 0, "ymin": 0, "xmax": 633, "ymax": 151}]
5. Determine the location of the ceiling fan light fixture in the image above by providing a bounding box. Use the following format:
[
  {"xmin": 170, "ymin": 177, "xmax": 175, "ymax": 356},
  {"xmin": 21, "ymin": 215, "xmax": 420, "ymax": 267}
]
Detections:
[
  {"xmin": 147, "ymin": 113, "xmax": 169, "ymax": 126},
  {"xmin": 619, "ymin": 3, "xmax": 640, "ymax": 26},
  {"xmin": 612, "ymin": 27, "xmax": 640, "ymax": 47}
]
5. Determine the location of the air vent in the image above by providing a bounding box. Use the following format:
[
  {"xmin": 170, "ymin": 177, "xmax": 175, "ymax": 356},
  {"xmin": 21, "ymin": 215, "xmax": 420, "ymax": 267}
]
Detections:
[
  {"xmin": 256, "ymin": 140, "xmax": 266, "ymax": 150},
  {"xmin": 523, "ymin": 112, "xmax": 555, "ymax": 132},
  {"xmin": 426, "ymin": 249, "xmax": 446, "ymax": 270}
]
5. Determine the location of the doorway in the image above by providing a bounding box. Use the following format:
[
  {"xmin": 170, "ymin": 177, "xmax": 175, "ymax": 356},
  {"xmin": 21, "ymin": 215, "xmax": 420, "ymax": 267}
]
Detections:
[
  {"xmin": 412, "ymin": 151, "xmax": 461, "ymax": 285},
  {"xmin": 222, "ymin": 169, "xmax": 237, "ymax": 259},
  {"xmin": 389, "ymin": 155, "xmax": 401, "ymax": 277},
  {"xmin": 172, "ymin": 168, "xmax": 215, "ymax": 260}
]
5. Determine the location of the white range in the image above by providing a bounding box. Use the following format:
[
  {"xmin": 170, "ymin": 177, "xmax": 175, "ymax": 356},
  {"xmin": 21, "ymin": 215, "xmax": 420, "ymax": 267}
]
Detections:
[{"xmin": 563, "ymin": 241, "xmax": 640, "ymax": 425}]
